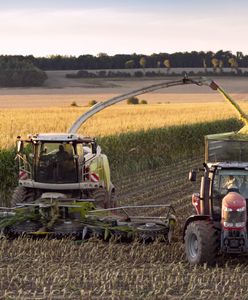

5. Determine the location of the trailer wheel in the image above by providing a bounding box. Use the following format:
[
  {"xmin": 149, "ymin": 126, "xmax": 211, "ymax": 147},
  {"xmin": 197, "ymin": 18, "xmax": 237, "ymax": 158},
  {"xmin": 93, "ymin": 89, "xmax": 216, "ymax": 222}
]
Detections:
[
  {"xmin": 185, "ymin": 221, "xmax": 219, "ymax": 265},
  {"xmin": 11, "ymin": 186, "xmax": 34, "ymax": 207}
]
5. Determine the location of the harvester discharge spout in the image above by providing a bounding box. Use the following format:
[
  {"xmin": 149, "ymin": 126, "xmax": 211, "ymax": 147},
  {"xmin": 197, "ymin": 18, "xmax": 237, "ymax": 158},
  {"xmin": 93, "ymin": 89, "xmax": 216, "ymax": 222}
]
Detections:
[
  {"xmin": 208, "ymin": 79, "xmax": 248, "ymax": 128},
  {"xmin": 69, "ymin": 75, "xmax": 247, "ymax": 134},
  {"xmin": 68, "ymin": 78, "xmax": 195, "ymax": 133}
]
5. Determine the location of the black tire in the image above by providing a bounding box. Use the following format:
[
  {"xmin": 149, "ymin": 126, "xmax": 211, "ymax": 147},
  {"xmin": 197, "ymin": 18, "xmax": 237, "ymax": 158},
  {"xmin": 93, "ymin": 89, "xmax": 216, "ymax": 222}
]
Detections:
[
  {"xmin": 108, "ymin": 189, "xmax": 117, "ymax": 208},
  {"xmin": 135, "ymin": 223, "xmax": 169, "ymax": 242},
  {"xmin": 11, "ymin": 186, "xmax": 34, "ymax": 207},
  {"xmin": 92, "ymin": 188, "xmax": 108, "ymax": 208},
  {"xmin": 185, "ymin": 221, "xmax": 219, "ymax": 265},
  {"xmin": 8, "ymin": 220, "xmax": 43, "ymax": 235}
]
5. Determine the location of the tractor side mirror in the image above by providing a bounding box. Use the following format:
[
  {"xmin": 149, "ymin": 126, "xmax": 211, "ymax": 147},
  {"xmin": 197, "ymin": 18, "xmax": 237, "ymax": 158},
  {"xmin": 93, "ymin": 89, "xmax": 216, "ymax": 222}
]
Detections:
[
  {"xmin": 17, "ymin": 140, "xmax": 23, "ymax": 153},
  {"xmin": 189, "ymin": 170, "xmax": 197, "ymax": 182}
]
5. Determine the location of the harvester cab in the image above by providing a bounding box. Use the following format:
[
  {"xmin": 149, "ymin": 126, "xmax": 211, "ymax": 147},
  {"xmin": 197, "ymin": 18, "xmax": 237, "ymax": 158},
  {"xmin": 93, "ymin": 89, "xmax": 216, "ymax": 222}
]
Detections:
[
  {"xmin": 14, "ymin": 133, "xmax": 114, "ymax": 209},
  {"xmin": 184, "ymin": 82, "xmax": 248, "ymax": 264}
]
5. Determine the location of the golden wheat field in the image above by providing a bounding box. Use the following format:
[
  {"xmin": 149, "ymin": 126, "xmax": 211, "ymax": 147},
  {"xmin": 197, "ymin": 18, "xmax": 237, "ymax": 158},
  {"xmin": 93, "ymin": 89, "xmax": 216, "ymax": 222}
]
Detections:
[{"xmin": 0, "ymin": 101, "xmax": 246, "ymax": 148}]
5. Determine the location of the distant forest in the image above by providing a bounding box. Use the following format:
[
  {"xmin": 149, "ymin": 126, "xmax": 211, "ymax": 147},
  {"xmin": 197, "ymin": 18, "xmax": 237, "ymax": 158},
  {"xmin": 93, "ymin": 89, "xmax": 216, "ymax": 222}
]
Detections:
[
  {"xmin": 0, "ymin": 56, "xmax": 47, "ymax": 87},
  {"xmin": 1, "ymin": 50, "xmax": 247, "ymax": 70}
]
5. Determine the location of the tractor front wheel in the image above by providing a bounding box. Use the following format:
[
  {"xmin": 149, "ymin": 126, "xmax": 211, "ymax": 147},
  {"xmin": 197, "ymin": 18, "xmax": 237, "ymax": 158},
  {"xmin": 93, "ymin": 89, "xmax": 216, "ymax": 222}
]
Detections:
[{"xmin": 185, "ymin": 221, "xmax": 219, "ymax": 265}]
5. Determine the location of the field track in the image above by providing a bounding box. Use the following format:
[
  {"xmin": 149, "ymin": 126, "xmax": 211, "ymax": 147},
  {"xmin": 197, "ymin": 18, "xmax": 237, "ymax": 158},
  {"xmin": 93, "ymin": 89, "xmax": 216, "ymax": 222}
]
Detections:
[{"xmin": 1, "ymin": 157, "xmax": 248, "ymax": 299}]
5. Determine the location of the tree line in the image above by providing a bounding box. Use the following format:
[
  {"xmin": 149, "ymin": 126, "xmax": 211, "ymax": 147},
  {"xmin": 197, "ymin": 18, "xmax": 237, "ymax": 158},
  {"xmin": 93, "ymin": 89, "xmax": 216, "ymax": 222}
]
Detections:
[
  {"xmin": 1, "ymin": 50, "xmax": 247, "ymax": 71},
  {"xmin": 0, "ymin": 57, "xmax": 47, "ymax": 87}
]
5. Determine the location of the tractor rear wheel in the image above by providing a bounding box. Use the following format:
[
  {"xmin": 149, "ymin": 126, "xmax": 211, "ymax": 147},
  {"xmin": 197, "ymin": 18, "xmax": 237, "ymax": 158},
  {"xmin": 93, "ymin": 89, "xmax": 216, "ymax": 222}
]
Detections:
[
  {"xmin": 11, "ymin": 186, "xmax": 34, "ymax": 207},
  {"xmin": 185, "ymin": 221, "xmax": 219, "ymax": 265}
]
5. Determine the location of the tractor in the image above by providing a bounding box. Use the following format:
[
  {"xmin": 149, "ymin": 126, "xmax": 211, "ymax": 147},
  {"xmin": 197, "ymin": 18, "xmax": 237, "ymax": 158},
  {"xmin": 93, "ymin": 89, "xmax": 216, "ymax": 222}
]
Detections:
[{"xmin": 184, "ymin": 81, "xmax": 248, "ymax": 264}]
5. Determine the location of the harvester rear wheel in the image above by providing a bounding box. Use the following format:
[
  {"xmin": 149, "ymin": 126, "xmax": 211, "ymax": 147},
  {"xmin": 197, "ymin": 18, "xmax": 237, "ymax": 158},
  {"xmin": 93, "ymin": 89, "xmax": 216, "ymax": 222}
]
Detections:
[
  {"xmin": 11, "ymin": 186, "xmax": 34, "ymax": 207},
  {"xmin": 185, "ymin": 221, "xmax": 219, "ymax": 265}
]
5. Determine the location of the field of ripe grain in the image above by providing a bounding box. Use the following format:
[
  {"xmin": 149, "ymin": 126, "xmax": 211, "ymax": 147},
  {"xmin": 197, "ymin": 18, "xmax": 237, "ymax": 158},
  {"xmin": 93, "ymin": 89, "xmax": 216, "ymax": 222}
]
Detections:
[
  {"xmin": 1, "ymin": 157, "xmax": 248, "ymax": 299},
  {"xmin": 0, "ymin": 102, "xmax": 246, "ymax": 148}
]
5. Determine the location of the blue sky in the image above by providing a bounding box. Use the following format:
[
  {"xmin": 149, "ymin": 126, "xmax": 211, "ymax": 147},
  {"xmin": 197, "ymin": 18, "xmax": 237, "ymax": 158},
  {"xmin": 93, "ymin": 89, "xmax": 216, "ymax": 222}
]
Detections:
[{"xmin": 0, "ymin": 0, "xmax": 247, "ymax": 56}]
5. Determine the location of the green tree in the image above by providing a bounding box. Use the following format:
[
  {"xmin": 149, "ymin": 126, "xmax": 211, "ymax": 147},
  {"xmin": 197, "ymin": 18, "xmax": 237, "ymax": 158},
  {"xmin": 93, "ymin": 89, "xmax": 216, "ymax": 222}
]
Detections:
[
  {"xmin": 219, "ymin": 60, "xmax": 224, "ymax": 72},
  {"xmin": 125, "ymin": 60, "xmax": 134, "ymax": 69},
  {"xmin": 139, "ymin": 57, "xmax": 146, "ymax": 73},
  {"xmin": 127, "ymin": 96, "xmax": 139, "ymax": 105},
  {"xmin": 0, "ymin": 57, "xmax": 47, "ymax": 87},
  {"xmin": 97, "ymin": 52, "xmax": 108, "ymax": 58},
  {"xmin": 202, "ymin": 58, "xmax": 207, "ymax": 72},
  {"xmin": 71, "ymin": 101, "xmax": 78, "ymax": 107},
  {"xmin": 88, "ymin": 100, "xmax": 98, "ymax": 107},
  {"xmin": 211, "ymin": 58, "xmax": 219, "ymax": 72},
  {"xmin": 236, "ymin": 52, "xmax": 244, "ymax": 60},
  {"xmin": 163, "ymin": 59, "xmax": 171, "ymax": 73},
  {"xmin": 228, "ymin": 57, "xmax": 238, "ymax": 71}
]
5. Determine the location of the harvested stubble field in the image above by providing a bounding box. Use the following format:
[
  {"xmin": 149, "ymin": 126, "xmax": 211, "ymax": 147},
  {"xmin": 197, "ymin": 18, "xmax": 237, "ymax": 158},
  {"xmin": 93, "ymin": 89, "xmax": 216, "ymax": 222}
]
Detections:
[{"xmin": 1, "ymin": 157, "xmax": 248, "ymax": 299}]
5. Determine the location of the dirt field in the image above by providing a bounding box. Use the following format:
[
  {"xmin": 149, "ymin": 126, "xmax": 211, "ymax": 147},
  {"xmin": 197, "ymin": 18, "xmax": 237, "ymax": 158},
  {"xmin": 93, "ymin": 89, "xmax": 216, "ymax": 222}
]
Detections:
[{"xmin": 0, "ymin": 72, "xmax": 247, "ymax": 107}]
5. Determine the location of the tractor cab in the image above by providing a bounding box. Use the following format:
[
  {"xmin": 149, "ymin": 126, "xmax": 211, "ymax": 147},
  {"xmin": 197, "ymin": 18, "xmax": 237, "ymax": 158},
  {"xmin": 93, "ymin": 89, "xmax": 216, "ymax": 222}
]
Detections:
[
  {"xmin": 190, "ymin": 162, "xmax": 248, "ymax": 218},
  {"xmin": 212, "ymin": 164, "xmax": 248, "ymax": 213}
]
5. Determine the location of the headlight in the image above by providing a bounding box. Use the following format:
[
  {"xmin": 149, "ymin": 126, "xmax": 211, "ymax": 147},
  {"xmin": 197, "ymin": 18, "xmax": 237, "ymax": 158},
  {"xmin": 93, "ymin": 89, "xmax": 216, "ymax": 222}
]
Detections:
[
  {"xmin": 224, "ymin": 207, "xmax": 233, "ymax": 212},
  {"xmin": 237, "ymin": 207, "xmax": 246, "ymax": 212},
  {"xmin": 223, "ymin": 222, "xmax": 234, "ymax": 227},
  {"xmin": 223, "ymin": 222, "xmax": 246, "ymax": 228},
  {"xmin": 235, "ymin": 222, "xmax": 246, "ymax": 228}
]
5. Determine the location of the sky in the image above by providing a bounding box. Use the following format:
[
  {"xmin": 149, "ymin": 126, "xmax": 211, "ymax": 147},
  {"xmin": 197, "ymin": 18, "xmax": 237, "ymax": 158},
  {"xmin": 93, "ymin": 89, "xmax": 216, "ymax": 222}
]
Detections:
[{"xmin": 0, "ymin": 0, "xmax": 247, "ymax": 57}]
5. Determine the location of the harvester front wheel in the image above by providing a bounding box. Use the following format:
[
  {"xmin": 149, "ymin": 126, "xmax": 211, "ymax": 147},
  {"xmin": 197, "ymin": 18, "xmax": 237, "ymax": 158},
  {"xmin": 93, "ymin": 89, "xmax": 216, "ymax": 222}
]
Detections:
[
  {"xmin": 185, "ymin": 221, "xmax": 219, "ymax": 265},
  {"xmin": 92, "ymin": 188, "xmax": 108, "ymax": 208},
  {"xmin": 108, "ymin": 189, "xmax": 117, "ymax": 208},
  {"xmin": 11, "ymin": 186, "xmax": 34, "ymax": 207}
]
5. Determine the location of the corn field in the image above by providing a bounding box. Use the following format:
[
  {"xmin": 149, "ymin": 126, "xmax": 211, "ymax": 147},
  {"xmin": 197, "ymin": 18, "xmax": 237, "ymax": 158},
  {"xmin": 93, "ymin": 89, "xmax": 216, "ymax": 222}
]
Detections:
[{"xmin": 0, "ymin": 118, "xmax": 241, "ymax": 206}]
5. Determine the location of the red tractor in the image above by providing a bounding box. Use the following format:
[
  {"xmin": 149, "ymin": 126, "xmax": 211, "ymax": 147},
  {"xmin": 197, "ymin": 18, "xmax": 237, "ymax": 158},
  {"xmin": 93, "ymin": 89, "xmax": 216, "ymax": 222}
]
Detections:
[{"xmin": 184, "ymin": 133, "xmax": 248, "ymax": 264}]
